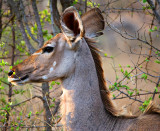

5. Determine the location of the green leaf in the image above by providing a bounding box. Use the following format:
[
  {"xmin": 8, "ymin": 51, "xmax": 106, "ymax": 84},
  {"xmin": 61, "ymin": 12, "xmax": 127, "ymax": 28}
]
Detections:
[
  {"xmin": 120, "ymin": 68, "xmax": 124, "ymax": 73},
  {"xmin": 124, "ymin": 70, "xmax": 130, "ymax": 79},
  {"xmin": 155, "ymin": 87, "xmax": 158, "ymax": 93},
  {"xmin": 36, "ymin": 111, "xmax": 39, "ymax": 115},
  {"xmin": 154, "ymin": 60, "xmax": 160, "ymax": 64},
  {"xmin": 143, "ymin": 0, "xmax": 147, "ymax": 3},
  {"xmin": 0, "ymin": 86, "xmax": 5, "ymax": 90},
  {"xmin": 52, "ymin": 98, "xmax": 56, "ymax": 102},
  {"xmin": 154, "ymin": 26, "xmax": 157, "ymax": 31},
  {"xmin": 141, "ymin": 74, "xmax": 148, "ymax": 80},
  {"xmin": 116, "ymin": 75, "xmax": 119, "ymax": 81},
  {"xmin": 56, "ymin": 81, "xmax": 60, "ymax": 85},
  {"xmin": 119, "ymin": 64, "xmax": 122, "ymax": 68},
  {"xmin": 127, "ymin": 65, "xmax": 130, "ymax": 68},
  {"xmin": 145, "ymin": 58, "xmax": 149, "ymax": 62},
  {"xmin": 49, "ymin": 86, "xmax": 53, "ymax": 89},
  {"xmin": 79, "ymin": 11, "xmax": 82, "ymax": 15},
  {"xmin": 127, "ymin": 91, "xmax": 133, "ymax": 96},
  {"xmin": 104, "ymin": 53, "xmax": 107, "ymax": 57},
  {"xmin": 50, "ymin": 81, "xmax": 56, "ymax": 86},
  {"xmin": 110, "ymin": 56, "xmax": 114, "ymax": 59},
  {"xmin": 139, "ymin": 97, "xmax": 152, "ymax": 112},
  {"xmin": 9, "ymin": 66, "xmax": 13, "ymax": 70},
  {"xmin": 155, "ymin": 51, "xmax": 160, "ymax": 56},
  {"xmin": 122, "ymin": 85, "xmax": 130, "ymax": 90},
  {"xmin": 20, "ymin": 41, "xmax": 25, "ymax": 46},
  {"xmin": 13, "ymin": 89, "xmax": 20, "ymax": 94},
  {"xmin": 113, "ymin": 82, "xmax": 117, "ymax": 86},
  {"xmin": 19, "ymin": 111, "xmax": 22, "ymax": 116},
  {"xmin": 28, "ymin": 111, "xmax": 32, "ymax": 118},
  {"xmin": 50, "ymin": 104, "xmax": 55, "ymax": 108},
  {"xmin": 11, "ymin": 127, "xmax": 14, "ymax": 131},
  {"xmin": 149, "ymin": 29, "xmax": 154, "ymax": 32},
  {"xmin": 16, "ymin": 126, "xmax": 20, "ymax": 130}
]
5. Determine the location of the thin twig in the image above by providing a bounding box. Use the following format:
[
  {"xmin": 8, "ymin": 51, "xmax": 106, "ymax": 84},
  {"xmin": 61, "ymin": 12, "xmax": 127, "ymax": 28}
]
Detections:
[{"xmin": 11, "ymin": 95, "xmax": 43, "ymax": 108}]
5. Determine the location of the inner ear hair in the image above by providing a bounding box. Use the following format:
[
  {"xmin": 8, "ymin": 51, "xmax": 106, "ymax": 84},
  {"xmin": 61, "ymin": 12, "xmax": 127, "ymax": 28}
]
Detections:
[
  {"xmin": 60, "ymin": 6, "xmax": 84, "ymax": 44},
  {"xmin": 62, "ymin": 12, "xmax": 80, "ymax": 36}
]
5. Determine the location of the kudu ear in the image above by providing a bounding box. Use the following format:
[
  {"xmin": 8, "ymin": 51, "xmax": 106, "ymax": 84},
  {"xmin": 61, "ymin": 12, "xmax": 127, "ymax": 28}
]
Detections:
[
  {"xmin": 81, "ymin": 8, "xmax": 104, "ymax": 38},
  {"xmin": 60, "ymin": 6, "xmax": 84, "ymax": 45}
]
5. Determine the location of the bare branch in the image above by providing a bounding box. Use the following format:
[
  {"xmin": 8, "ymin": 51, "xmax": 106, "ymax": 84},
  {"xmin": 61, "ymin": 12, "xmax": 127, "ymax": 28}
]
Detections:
[
  {"xmin": 107, "ymin": 23, "xmax": 160, "ymax": 52},
  {"xmin": 60, "ymin": 0, "xmax": 74, "ymax": 11},
  {"xmin": 0, "ymin": 0, "xmax": 2, "ymax": 39},
  {"xmin": 52, "ymin": 101, "xmax": 60, "ymax": 116},
  {"xmin": 18, "ymin": 21, "xmax": 36, "ymax": 54},
  {"xmin": 41, "ymin": 82, "xmax": 52, "ymax": 131},
  {"xmin": 152, "ymin": 77, "xmax": 160, "ymax": 100},
  {"xmin": 0, "ymin": 14, "xmax": 15, "ymax": 38},
  {"xmin": 7, "ymin": 0, "xmax": 36, "ymax": 54},
  {"xmin": 11, "ymin": 95, "xmax": 43, "ymax": 108},
  {"xmin": 49, "ymin": 0, "xmax": 60, "ymax": 35},
  {"xmin": 50, "ymin": 0, "xmax": 60, "ymax": 28},
  {"xmin": 31, "ymin": 0, "xmax": 44, "ymax": 48},
  {"xmin": 147, "ymin": 0, "xmax": 160, "ymax": 24},
  {"xmin": 157, "ymin": 0, "xmax": 160, "ymax": 6},
  {"xmin": 20, "ymin": 0, "xmax": 39, "ymax": 43},
  {"xmin": 114, "ymin": 92, "xmax": 160, "ymax": 100}
]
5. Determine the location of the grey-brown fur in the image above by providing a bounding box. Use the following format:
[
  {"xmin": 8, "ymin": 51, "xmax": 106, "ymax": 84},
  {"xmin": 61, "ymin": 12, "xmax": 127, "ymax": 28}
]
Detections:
[{"xmin": 8, "ymin": 6, "xmax": 160, "ymax": 131}]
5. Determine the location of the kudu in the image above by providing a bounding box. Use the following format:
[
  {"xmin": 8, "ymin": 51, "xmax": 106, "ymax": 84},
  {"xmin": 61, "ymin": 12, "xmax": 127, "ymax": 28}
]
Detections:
[{"xmin": 8, "ymin": 7, "xmax": 160, "ymax": 131}]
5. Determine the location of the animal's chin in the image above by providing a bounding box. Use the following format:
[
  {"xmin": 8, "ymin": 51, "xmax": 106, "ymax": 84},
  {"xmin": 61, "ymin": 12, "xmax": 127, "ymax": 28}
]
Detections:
[{"xmin": 8, "ymin": 75, "xmax": 29, "ymax": 85}]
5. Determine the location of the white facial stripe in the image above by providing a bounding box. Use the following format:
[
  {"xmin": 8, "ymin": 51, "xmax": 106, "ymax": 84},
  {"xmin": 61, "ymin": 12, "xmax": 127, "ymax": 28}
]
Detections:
[
  {"xmin": 46, "ymin": 43, "xmax": 55, "ymax": 47},
  {"xmin": 49, "ymin": 67, "xmax": 54, "ymax": 73},
  {"xmin": 53, "ymin": 61, "xmax": 57, "ymax": 67},
  {"xmin": 8, "ymin": 77, "xmax": 19, "ymax": 82},
  {"xmin": 32, "ymin": 52, "xmax": 41, "ymax": 55},
  {"xmin": 42, "ymin": 75, "xmax": 48, "ymax": 80}
]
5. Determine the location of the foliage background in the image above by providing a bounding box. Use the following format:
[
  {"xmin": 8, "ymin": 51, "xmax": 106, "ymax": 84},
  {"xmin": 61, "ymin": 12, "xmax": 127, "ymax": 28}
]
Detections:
[{"xmin": 0, "ymin": 0, "xmax": 160, "ymax": 130}]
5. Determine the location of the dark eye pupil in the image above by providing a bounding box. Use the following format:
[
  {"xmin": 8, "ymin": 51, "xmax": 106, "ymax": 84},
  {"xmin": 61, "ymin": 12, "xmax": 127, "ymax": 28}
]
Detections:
[{"xmin": 43, "ymin": 47, "xmax": 54, "ymax": 53}]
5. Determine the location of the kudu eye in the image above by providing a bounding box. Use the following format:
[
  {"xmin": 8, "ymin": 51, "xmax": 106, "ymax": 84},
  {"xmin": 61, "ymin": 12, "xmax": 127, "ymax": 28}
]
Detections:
[{"xmin": 42, "ymin": 46, "xmax": 54, "ymax": 53}]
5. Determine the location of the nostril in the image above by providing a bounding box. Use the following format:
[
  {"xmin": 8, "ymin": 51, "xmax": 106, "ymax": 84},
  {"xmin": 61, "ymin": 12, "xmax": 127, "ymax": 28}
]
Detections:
[{"xmin": 8, "ymin": 70, "xmax": 13, "ymax": 76}]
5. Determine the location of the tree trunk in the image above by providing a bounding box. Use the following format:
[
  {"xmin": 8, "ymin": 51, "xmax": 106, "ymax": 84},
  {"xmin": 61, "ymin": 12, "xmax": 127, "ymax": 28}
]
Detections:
[
  {"xmin": 0, "ymin": 0, "xmax": 2, "ymax": 39},
  {"xmin": 42, "ymin": 82, "xmax": 52, "ymax": 131}
]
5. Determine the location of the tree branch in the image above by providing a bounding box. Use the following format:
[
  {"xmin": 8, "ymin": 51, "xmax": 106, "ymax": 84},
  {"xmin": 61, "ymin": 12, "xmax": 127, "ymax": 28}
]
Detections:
[
  {"xmin": 20, "ymin": 0, "xmax": 39, "ymax": 43},
  {"xmin": 11, "ymin": 95, "xmax": 43, "ymax": 108},
  {"xmin": 41, "ymin": 82, "xmax": 52, "ymax": 131},
  {"xmin": 50, "ymin": 0, "xmax": 60, "ymax": 28},
  {"xmin": 60, "ymin": 0, "xmax": 74, "ymax": 11},
  {"xmin": 7, "ymin": 0, "xmax": 36, "ymax": 54},
  {"xmin": 157, "ymin": 0, "xmax": 160, "ymax": 6},
  {"xmin": 107, "ymin": 23, "xmax": 160, "ymax": 52},
  {"xmin": 152, "ymin": 77, "xmax": 160, "ymax": 100},
  {"xmin": 31, "ymin": 0, "xmax": 44, "ymax": 48},
  {"xmin": 49, "ymin": 0, "xmax": 60, "ymax": 35},
  {"xmin": 0, "ymin": 0, "xmax": 2, "ymax": 39},
  {"xmin": 147, "ymin": 0, "xmax": 160, "ymax": 24}
]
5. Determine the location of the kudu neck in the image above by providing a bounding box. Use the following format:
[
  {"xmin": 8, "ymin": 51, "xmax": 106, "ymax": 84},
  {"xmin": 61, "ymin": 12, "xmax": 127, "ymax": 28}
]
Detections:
[{"xmin": 61, "ymin": 39, "xmax": 114, "ymax": 130}]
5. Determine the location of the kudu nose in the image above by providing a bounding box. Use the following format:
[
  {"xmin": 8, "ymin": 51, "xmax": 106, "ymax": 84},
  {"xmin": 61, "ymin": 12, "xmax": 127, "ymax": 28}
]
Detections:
[{"xmin": 8, "ymin": 70, "xmax": 13, "ymax": 76}]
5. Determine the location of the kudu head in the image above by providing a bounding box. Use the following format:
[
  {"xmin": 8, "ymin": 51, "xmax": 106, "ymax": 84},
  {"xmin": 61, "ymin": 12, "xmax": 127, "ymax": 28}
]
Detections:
[{"xmin": 8, "ymin": 6, "xmax": 104, "ymax": 85}]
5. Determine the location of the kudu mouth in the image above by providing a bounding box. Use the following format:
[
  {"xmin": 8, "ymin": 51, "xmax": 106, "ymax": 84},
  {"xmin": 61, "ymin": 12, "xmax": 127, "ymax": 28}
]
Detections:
[{"xmin": 8, "ymin": 71, "xmax": 29, "ymax": 85}]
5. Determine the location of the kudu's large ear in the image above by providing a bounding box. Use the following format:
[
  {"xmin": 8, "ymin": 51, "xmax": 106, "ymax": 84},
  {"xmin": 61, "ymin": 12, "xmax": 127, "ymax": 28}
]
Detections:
[
  {"xmin": 60, "ymin": 6, "xmax": 84, "ymax": 45},
  {"xmin": 81, "ymin": 8, "xmax": 104, "ymax": 38}
]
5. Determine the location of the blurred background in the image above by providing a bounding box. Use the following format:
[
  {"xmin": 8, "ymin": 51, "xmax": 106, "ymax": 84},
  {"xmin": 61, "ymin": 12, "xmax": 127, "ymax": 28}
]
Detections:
[{"xmin": 0, "ymin": 0, "xmax": 160, "ymax": 130}]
